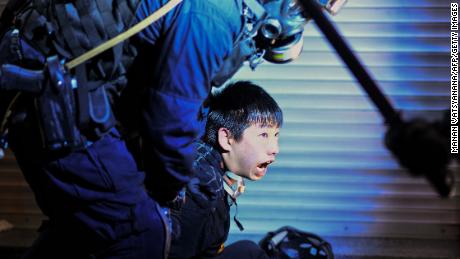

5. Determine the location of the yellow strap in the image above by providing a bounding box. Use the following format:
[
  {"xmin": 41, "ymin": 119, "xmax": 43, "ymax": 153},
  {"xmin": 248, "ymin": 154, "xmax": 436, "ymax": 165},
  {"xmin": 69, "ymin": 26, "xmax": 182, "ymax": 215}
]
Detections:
[{"xmin": 66, "ymin": 0, "xmax": 183, "ymax": 70}]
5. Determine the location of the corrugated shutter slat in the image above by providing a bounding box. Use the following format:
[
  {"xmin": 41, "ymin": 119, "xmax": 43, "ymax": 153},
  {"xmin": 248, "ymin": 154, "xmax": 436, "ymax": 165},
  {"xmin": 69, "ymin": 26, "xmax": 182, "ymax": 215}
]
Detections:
[{"xmin": 229, "ymin": 2, "xmax": 458, "ymax": 255}]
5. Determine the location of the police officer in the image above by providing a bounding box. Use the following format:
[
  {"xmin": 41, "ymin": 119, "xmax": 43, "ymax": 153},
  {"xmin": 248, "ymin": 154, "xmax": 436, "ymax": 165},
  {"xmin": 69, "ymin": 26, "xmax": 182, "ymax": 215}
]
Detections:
[
  {"xmin": 0, "ymin": 0, "xmax": 243, "ymax": 258},
  {"xmin": 0, "ymin": 0, "xmax": 344, "ymax": 258}
]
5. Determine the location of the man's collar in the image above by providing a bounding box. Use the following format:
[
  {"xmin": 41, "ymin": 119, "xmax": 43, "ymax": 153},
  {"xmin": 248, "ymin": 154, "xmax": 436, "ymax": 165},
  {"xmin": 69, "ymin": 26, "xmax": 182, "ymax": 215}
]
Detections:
[{"xmin": 223, "ymin": 172, "xmax": 245, "ymax": 201}]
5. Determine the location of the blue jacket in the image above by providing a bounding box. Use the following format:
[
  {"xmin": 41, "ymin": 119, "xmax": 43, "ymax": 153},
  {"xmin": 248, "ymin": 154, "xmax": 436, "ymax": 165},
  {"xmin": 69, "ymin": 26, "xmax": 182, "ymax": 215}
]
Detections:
[
  {"xmin": 4, "ymin": 0, "xmax": 244, "ymax": 243},
  {"xmin": 134, "ymin": 0, "xmax": 244, "ymax": 202}
]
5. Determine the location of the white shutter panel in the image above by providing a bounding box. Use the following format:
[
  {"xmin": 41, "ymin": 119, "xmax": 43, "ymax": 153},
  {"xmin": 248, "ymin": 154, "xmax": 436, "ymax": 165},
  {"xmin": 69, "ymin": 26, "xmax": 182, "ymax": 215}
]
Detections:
[{"xmin": 229, "ymin": 0, "xmax": 459, "ymax": 257}]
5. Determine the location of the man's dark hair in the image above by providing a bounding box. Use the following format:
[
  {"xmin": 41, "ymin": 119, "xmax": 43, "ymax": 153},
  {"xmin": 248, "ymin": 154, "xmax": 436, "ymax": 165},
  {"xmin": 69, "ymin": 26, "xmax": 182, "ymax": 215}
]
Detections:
[{"xmin": 203, "ymin": 81, "xmax": 283, "ymax": 147}]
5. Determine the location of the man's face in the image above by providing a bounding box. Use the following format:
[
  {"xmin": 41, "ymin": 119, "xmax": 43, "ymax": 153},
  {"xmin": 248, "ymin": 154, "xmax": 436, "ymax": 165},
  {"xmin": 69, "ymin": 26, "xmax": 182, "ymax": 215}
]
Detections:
[{"xmin": 222, "ymin": 124, "xmax": 280, "ymax": 181}]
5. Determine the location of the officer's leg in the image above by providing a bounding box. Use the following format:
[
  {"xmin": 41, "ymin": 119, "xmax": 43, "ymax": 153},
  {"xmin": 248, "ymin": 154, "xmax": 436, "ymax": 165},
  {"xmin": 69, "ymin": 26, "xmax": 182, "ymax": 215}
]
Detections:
[
  {"xmin": 10, "ymin": 125, "xmax": 167, "ymax": 258},
  {"xmin": 81, "ymin": 130, "xmax": 167, "ymax": 258},
  {"xmin": 21, "ymin": 221, "xmax": 62, "ymax": 259},
  {"xmin": 20, "ymin": 191, "xmax": 167, "ymax": 259},
  {"xmin": 21, "ymin": 219, "xmax": 105, "ymax": 259},
  {"xmin": 96, "ymin": 198, "xmax": 167, "ymax": 259}
]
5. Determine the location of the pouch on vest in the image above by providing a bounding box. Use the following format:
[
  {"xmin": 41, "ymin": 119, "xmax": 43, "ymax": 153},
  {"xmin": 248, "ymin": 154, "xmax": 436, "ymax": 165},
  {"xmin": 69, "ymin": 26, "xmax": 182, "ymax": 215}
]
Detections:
[
  {"xmin": 36, "ymin": 56, "xmax": 83, "ymax": 150},
  {"xmin": 0, "ymin": 27, "xmax": 83, "ymax": 151}
]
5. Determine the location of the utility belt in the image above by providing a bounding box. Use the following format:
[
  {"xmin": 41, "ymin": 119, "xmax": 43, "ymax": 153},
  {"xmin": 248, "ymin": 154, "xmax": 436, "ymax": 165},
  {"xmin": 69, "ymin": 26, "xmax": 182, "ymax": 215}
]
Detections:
[
  {"xmin": 0, "ymin": 28, "xmax": 115, "ymax": 154},
  {"xmin": 0, "ymin": 59, "xmax": 115, "ymax": 151}
]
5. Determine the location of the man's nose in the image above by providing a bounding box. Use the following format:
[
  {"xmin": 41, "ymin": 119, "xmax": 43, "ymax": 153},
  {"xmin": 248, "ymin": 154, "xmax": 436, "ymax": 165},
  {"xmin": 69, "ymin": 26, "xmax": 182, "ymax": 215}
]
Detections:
[{"xmin": 268, "ymin": 138, "xmax": 279, "ymax": 156}]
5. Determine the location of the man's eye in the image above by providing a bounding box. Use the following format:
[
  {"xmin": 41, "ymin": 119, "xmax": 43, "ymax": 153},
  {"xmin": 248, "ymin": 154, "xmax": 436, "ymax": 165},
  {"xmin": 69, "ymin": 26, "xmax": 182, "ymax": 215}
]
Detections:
[{"xmin": 260, "ymin": 133, "xmax": 268, "ymax": 138}]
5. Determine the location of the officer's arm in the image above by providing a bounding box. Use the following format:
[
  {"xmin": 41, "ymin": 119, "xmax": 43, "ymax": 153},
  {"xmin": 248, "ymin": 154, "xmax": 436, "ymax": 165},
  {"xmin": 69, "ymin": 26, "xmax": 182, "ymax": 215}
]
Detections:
[{"xmin": 136, "ymin": 1, "xmax": 235, "ymax": 203}]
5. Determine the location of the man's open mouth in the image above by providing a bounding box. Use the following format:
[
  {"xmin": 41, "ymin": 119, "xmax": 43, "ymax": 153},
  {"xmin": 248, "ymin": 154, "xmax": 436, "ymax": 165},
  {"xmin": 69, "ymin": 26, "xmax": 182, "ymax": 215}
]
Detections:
[{"xmin": 257, "ymin": 160, "xmax": 274, "ymax": 170}]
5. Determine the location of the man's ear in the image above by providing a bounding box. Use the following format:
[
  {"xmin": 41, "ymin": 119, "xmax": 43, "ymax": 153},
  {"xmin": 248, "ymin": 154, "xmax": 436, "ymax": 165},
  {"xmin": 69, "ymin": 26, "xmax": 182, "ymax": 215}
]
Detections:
[{"xmin": 217, "ymin": 128, "xmax": 233, "ymax": 152}]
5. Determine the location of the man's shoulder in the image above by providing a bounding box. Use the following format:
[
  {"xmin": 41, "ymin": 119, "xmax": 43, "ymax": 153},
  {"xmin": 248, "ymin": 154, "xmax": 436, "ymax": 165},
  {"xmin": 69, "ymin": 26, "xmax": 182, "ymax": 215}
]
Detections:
[
  {"xmin": 193, "ymin": 141, "xmax": 223, "ymax": 170},
  {"xmin": 192, "ymin": 141, "xmax": 225, "ymax": 186}
]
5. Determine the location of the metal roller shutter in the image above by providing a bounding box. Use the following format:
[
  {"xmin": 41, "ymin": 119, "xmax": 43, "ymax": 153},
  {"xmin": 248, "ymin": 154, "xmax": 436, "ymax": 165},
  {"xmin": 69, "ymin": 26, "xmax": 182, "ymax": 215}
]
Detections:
[{"xmin": 229, "ymin": 0, "xmax": 459, "ymax": 257}]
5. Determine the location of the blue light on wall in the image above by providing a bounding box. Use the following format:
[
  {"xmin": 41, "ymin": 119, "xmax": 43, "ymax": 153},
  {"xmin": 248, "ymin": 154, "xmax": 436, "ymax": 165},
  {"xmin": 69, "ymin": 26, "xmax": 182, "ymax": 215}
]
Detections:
[{"xmin": 227, "ymin": 1, "xmax": 457, "ymax": 254}]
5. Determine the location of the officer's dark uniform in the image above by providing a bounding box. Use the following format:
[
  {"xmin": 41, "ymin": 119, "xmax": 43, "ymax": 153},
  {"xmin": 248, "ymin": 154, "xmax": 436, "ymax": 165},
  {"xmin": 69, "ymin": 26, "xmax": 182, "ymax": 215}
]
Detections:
[
  {"xmin": 0, "ymin": 0, "xmax": 243, "ymax": 257},
  {"xmin": 169, "ymin": 141, "xmax": 269, "ymax": 259}
]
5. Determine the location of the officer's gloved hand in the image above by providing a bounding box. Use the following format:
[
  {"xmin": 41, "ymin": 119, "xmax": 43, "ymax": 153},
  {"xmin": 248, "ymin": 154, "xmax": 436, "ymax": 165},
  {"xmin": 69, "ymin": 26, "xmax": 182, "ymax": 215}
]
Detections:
[
  {"xmin": 164, "ymin": 188, "xmax": 186, "ymax": 211},
  {"xmin": 161, "ymin": 188, "xmax": 185, "ymax": 241},
  {"xmin": 385, "ymin": 119, "xmax": 453, "ymax": 197}
]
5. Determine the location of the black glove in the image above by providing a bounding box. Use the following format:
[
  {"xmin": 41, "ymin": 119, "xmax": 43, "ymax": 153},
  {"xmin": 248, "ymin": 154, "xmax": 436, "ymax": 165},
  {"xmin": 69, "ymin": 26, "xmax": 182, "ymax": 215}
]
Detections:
[
  {"xmin": 161, "ymin": 188, "xmax": 185, "ymax": 241},
  {"xmin": 385, "ymin": 119, "xmax": 453, "ymax": 197}
]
